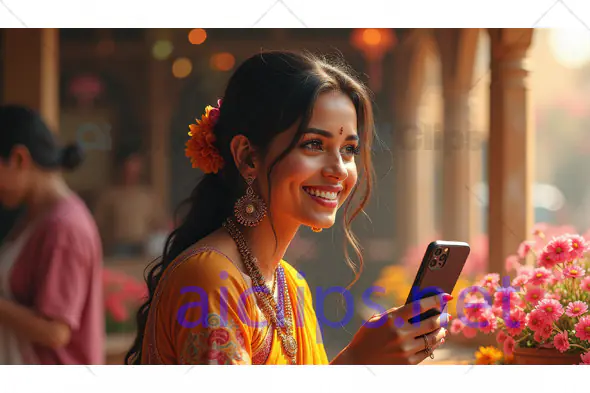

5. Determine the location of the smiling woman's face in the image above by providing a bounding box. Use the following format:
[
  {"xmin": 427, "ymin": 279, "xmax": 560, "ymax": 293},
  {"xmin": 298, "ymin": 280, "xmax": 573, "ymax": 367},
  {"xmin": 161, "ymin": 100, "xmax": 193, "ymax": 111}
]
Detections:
[{"xmin": 256, "ymin": 90, "xmax": 360, "ymax": 230}]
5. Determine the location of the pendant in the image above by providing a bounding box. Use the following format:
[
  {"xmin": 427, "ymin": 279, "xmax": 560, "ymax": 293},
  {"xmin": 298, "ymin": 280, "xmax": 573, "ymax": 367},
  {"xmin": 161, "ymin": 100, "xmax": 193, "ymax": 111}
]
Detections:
[{"xmin": 284, "ymin": 335, "xmax": 297, "ymax": 357}]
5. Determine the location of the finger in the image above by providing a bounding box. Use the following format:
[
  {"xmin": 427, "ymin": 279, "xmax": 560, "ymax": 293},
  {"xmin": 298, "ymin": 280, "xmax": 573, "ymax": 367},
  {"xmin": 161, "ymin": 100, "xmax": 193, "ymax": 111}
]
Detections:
[
  {"xmin": 399, "ymin": 327, "xmax": 447, "ymax": 355},
  {"xmin": 406, "ymin": 333, "xmax": 448, "ymax": 365},
  {"xmin": 396, "ymin": 294, "xmax": 451, "ymax": 320},
  {"xmin": 397, "ymin": 312, "xmax": 444, "ymax": 338}
]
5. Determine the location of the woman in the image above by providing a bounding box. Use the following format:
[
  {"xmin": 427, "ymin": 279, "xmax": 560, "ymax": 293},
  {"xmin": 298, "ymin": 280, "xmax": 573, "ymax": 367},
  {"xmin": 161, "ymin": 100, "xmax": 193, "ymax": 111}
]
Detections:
[
  {"xmin": 0, "ymin": 105, "xmax": 104, "ymax": 364},
  {"xmin": 126, "ymin": 50, "xmax": 450, "ymax": 365}
]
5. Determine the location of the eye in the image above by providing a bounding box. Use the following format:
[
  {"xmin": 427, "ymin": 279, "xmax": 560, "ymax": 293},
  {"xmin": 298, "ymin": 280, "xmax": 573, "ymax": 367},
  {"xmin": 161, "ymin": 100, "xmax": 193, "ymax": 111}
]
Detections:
[
  {"xmin": 341, "ymin": 144, "xmax": 361, "ymax": 157},
  {"xmin": 301, "ymin": 139, "xmax": 324, "ymax": 152}
]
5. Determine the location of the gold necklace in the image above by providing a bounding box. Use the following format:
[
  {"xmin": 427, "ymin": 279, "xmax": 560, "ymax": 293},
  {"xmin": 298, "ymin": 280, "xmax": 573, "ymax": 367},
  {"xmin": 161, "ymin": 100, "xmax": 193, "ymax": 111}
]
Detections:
[{"xmin": 223, "ymin": 218, "xmax": 298, "ymax": 364}]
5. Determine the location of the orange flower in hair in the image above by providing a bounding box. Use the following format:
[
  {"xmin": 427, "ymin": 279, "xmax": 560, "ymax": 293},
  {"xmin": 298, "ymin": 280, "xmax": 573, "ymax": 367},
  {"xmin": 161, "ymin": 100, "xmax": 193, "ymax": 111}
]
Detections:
[{"xmin": 185, "ymin": 99, "xmax": 224, "ymax": 174}]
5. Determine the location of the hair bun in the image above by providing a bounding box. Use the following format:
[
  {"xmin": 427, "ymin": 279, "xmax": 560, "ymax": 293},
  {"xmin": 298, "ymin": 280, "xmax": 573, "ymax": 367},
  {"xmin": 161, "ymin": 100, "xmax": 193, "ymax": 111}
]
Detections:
[{"xmin": 61, "ymin": 143, "xmax": 85, "ymax": 170}]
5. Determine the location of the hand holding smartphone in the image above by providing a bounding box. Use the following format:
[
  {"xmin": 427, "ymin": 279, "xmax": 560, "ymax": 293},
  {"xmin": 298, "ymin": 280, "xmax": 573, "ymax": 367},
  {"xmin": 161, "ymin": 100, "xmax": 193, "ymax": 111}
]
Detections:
[{"xmin": 405, "ymin": 240, "xmax": 470, "ymax": 324}]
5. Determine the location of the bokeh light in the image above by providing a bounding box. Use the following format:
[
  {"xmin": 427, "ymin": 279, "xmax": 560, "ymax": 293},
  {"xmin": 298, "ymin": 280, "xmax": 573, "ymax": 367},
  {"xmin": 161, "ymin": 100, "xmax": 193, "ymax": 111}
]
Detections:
[
  {"xmin": 188, "ymin": 29, "xmax": 207, "ymax": 45},
  {"xmin": 362, "ymin": 29, "xmax": 382, "ymax": 46},
  {"xmin": 210, "ymin": 52, "xmax": 235, "ymax": 71},
  {"xmin": 152, "ymin": 40, "xmax": 173, "ymax": 60},
  {"xmin": 549, "ymin": 29, "xmax": 590, "ymax": 69},
  {"xmin": 172, "ymin": 58, "xmax": 193, "ymax": 78}
]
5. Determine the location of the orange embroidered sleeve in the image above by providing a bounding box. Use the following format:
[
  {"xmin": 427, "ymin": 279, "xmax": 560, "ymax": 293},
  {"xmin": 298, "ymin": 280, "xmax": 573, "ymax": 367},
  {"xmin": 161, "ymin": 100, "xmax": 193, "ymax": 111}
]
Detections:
[{"xmin": 158, "ymin": 248, "xmax": 258, "ymax": 365}]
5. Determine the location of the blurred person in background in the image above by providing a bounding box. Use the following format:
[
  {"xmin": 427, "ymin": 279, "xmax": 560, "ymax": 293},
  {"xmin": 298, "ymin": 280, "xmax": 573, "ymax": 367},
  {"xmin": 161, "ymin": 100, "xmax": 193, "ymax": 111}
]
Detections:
[
  {"xmin": 0, "ymin": 105, "xmax": 104, "ymax": 364},
  {"xmin": 126, "ymin": 51, "xmax": 449, "ymax": 366},
  {"xmin": 94, "ymin": 147, "xmax": 169, "ymax": 259}
]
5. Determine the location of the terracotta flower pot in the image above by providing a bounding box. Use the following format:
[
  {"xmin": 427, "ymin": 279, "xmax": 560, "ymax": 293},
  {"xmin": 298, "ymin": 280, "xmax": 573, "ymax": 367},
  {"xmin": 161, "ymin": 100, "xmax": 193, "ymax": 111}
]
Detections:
[{"xmin": 513, "ymin": 347, "xmax": 582, "ymax": 365}]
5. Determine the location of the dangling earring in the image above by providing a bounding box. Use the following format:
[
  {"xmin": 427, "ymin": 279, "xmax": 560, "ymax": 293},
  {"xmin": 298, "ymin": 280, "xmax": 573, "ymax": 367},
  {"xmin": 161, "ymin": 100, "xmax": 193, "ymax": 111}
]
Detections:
[
  {"xmin": 311, "ymin": 227, "xmax": 322, "ymax": 233},
  {"xmin": 234, "ymin": 176, "xmax": 267, "ymax": 227}
]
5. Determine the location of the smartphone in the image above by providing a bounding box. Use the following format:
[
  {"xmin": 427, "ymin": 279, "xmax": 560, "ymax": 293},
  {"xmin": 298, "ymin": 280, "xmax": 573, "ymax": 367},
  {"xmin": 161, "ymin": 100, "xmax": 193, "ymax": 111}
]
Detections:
[{"xmin": 404, "ymin": 240, "xmax": 470, "ymax": 324}]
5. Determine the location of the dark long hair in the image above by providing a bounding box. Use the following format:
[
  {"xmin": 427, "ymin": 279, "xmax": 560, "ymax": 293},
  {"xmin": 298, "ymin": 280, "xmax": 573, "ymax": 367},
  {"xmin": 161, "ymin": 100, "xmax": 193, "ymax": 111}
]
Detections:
[
  {"xmin": 0, "ymin": 105, "xmax": 84, "ymax": 170},
  {"xmin": 125, "ymin": 50, "xmax": 376, "ymax": 365}
]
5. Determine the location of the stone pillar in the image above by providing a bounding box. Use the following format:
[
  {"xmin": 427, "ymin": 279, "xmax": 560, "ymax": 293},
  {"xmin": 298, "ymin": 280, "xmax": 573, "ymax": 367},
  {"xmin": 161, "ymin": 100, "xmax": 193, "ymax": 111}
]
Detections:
[
  {"xmin": 434, "ymin": 28, "xmax": 481, "ymax": 244},
  {"xmin": 487, "ymin": 28, "xmax": 535, "ymax": 276},
  {"xmin": 392, "ymin": 33, "xmax": 436, "ymax": 257},
  {"xmin": 3, "ymin": 29, "xmax": 59, "ymax": 131}
]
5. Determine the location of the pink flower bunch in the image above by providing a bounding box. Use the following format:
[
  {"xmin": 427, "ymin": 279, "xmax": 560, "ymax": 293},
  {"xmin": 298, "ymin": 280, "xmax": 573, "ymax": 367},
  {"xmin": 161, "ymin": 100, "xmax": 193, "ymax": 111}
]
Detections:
[
  {"xmin": 450, "ymin": 227, "xmax": 590, "ymax": 365},
  {"xmin": 103, "ymin": 268, "xmax": 148, "ymax": 323}
]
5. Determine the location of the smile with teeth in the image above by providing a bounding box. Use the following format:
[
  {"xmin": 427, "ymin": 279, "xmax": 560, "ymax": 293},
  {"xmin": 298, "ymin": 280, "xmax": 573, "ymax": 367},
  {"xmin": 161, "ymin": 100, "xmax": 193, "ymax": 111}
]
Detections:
[{"xmin": 303, "ymin": 187, "xmax": 339, "ymax": 201}]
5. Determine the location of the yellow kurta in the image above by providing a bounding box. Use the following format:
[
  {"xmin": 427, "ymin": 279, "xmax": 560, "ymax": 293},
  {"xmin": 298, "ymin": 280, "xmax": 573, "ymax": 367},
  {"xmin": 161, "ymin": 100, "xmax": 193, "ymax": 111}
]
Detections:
[{"xmin": 142, "ymin": 246, "xmax": 329, "ymax": 365}]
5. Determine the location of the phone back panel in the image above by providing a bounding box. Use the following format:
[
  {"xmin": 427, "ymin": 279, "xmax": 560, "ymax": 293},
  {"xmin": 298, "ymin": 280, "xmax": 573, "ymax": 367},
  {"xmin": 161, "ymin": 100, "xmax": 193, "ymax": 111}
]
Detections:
[{"xmin": 405, "ymin": 240, "xmax": 471, "ymax": 305}]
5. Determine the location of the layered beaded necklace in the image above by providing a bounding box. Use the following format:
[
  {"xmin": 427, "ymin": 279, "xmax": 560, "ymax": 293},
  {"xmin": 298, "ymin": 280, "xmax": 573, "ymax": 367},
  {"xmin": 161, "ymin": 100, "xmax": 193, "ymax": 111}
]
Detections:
[{"xmin": 222, "ymin": 217, "xmax": 298, "ymax": 364}]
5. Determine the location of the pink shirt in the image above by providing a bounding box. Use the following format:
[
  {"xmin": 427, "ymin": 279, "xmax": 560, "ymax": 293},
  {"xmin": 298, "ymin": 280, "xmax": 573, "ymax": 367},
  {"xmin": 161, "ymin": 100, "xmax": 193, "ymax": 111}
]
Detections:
[{"xmin": 10, "ymin": 194, "xmax": 104, "ymax": 364}]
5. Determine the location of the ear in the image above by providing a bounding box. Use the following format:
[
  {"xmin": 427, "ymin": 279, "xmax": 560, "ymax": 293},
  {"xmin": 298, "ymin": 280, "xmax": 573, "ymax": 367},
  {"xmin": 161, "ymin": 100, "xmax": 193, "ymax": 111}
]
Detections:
[
  {"xmin": 229, "ymin": 135, "xmax": 259, "ymax": 179},
  {"xmin": 8, "ymin": 145, "xmax": 33, "ymax": 170}
]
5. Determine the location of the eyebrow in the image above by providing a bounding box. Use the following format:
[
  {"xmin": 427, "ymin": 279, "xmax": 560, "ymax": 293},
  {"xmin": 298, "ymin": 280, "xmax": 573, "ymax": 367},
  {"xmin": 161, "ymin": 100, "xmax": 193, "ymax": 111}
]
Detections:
[{"xmin": 304, "ymin": 127, "xmax": 359, "ymax": 141}]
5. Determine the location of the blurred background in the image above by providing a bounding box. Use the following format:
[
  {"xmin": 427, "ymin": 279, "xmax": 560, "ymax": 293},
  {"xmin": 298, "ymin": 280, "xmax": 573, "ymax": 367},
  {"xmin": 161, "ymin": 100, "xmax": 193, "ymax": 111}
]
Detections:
[{"xmin": 2, "ymin": 27, "xmax": 590, "ymax": 364}]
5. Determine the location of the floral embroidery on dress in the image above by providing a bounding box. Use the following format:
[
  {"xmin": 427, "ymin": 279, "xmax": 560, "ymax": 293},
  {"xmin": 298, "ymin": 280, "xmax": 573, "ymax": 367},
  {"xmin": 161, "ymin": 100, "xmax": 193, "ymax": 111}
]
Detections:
[{"xmin": 179, "ymin": 312, "xmax": 250, "ymax": 365}]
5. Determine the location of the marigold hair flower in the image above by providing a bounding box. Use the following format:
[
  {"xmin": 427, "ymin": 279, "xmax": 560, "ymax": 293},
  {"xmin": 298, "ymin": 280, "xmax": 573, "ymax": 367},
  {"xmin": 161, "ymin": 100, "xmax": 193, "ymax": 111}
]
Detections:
[{"xmin": 185, "ymin": 99, "xmax": 224, "ymax": 174}]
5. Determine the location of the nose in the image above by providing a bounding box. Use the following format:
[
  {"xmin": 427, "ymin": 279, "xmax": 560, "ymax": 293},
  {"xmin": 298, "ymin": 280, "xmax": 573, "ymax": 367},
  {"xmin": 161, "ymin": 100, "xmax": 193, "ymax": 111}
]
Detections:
[{"xmin": 322, "ymin": 154, "xmax": 348, "ymax": 182}]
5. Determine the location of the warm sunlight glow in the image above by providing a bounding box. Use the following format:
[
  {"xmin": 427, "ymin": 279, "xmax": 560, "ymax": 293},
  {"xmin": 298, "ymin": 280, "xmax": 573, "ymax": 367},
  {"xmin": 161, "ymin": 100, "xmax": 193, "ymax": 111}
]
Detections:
[{"xmin": 549, "ymin": 29, "xmax": 590, "ymax": 69}]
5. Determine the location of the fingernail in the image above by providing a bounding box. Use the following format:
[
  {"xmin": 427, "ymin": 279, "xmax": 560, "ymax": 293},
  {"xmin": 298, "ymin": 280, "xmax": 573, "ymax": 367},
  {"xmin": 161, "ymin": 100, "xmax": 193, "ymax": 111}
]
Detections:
[
  {"xmin": 443, "ymin": 294, "xmax": 453, "ymax": 302},
  {"xmin": 441, "ymin": 338, "xmax": 446, "ymax": 344}
]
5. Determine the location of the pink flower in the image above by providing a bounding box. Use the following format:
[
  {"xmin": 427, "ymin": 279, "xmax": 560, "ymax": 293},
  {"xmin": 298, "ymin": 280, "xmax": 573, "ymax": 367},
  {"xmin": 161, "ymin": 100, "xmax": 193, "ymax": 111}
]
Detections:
[
  {"xmin": 529, "ymin": 268, "xmax": 552, "ymax": 286},
  {"xmin": 496, "ymin": 330, "xmax": 508, "ymax": 344},
  {"xmin": 524, "ymin": 286, "xmax": 545, "ymax": 305},
  {"xmin": 105, "ymin": 295, "xmax": 129, "ymax": 322},
  {"xmin": 512, "ymin": 274, "xmax": 530, "ymax": 288},
  {"xmin": 574, "ymin": 316, "xmax": 590, "ymax": 341},
  {"xmin": 503, "ymin": 336, "xmax": 515, "ymax": 357},
  {"xmin": 517, "ymin": 241, "xmax": 535, "ymax": 259},
  {"xmin": 566, "ymin": 234, "xmax": 588, "ymax": 260},
  {"xmin": 506, "ymin": 308, "xmax": 527, "ymax": 336},
  {"xmin": 545, "ymin": 236, "xmax": 572, "ymax": 263},
  {"xmin": 479, "ymin": 273, "xmax": 500, "ymax": 292},
  {"xmin": 536, "ymin": 298, "xmax": 564, "ymax": 321},
  {"xmin": 553, "ymin": 331, "xmax": 570, "ymax": 353},
  {"xmin": 478, "ymin": 310, "xmax": 498, "ymax": 334},
  {"xmin": 537, "ymin": 249, "xmax": 558, "ymax": 269},
  {"xmin": 493, "ymin": 289, "xmax": 521, "ymax": 310},
  {"xmin": 516, "ymin": 265, "xmax": 533, "ymax": 277},
  {"xmin": 566, "ymin": 301, "xmax": 588, "ymax": 318},
  {"xmin": 581, "ymin": 277, "xmax": 590, "ymax": 292},
  {"xmin": 563, "ymin": 265, "xmax": 586, "ymax": 279},
  {"xmin": 492, "ymin": 306, "xmax": 504, "ymax": 318},
  {"xmin": 464, "ymin": 297, "xmax": 489, "ymax": 320},
  {"xmin": 580, "ymin": 352, "xmax": 590, "ymax": 365},
  {"xmin": 528, "ymin": 309, "xmax": 551, "ymax": 332},
  {"xmin": 534, "ymin": 324, "xmax": 554, "ymax": 342},
  {"xmin": 505, "ymin": 255, "xmax": 521, "ymax": 272},
  {"xmin": 450, "ymin": 318, "xmax": 464, "ymax": 335}
]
